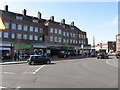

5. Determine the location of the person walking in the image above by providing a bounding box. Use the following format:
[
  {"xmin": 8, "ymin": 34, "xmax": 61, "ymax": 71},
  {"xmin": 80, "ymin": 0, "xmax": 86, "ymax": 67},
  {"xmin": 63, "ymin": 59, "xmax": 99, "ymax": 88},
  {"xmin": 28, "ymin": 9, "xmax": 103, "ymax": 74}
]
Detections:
[{"xmin": 14, "ymin": 53, "xmax": 17, "ymax": 61}]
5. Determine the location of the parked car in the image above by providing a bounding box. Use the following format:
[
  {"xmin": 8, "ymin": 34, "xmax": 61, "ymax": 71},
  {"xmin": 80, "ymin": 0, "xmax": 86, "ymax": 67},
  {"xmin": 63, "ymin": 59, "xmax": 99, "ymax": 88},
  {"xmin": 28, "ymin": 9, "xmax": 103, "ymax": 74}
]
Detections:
[
  {"xmin": 27, "ymin": 55, "xmax": 51, "ymax": 65},
  {"xmin": 116, "ymin": 51, "xmax": 120, "ymax": 59},
  {"xmin": 97, "ymin": 52, "xmax": 109, "ymax": 59}
]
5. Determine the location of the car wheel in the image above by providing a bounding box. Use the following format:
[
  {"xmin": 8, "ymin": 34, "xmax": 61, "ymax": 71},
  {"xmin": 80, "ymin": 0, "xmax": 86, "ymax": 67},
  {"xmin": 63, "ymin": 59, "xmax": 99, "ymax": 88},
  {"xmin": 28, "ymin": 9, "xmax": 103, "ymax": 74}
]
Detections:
[
  {"xmin": 97, "ymin": 57, "xmax": 99, "ymax": 59},
  {"xmin": 31, "ymin": 61, "xmax": 35, "ymax": 65},
  {"xmin": 46, "ymin": 60, "xmax": 51, "ymax": 64}
]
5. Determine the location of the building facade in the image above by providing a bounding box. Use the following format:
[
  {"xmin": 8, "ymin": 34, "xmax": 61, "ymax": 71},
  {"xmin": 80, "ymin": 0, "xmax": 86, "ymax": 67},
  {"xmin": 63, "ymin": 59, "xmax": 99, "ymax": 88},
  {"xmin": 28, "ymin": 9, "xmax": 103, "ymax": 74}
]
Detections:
[
  {"xmin": 0, "ymin": 5, "xmax": 89, "ymax": 59},
  {"xmin": 116, "ymin": 34, "xmax": 120, "ymax": 52}
]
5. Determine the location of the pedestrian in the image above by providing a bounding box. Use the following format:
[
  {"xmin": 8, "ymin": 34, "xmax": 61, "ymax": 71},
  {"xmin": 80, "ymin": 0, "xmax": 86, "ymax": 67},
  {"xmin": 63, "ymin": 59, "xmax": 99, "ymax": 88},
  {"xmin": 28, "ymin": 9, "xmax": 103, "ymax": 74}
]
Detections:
[{"xmin": 14, "ymin": 53, "xmax": 17, "ymax": 61}]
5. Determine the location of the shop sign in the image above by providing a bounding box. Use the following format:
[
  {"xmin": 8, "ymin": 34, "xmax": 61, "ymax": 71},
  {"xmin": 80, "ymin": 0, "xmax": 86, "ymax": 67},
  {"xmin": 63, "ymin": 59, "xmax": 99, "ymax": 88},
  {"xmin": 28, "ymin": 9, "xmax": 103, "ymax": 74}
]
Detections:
[
  {"xmin": 14, "ymin": 45, "xmax": 32, "ymax": 49},
  {"xmin": 0, "ymin": 43, "xmax": 11, "ymax": 46}
]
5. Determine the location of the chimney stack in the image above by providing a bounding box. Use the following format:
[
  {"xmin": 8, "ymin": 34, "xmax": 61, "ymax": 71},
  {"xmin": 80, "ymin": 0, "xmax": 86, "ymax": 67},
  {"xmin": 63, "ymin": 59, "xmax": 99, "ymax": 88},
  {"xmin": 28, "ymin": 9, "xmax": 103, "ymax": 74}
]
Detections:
[
  {"xmin": 22, "ymin": 9, "xmax": 27, "ymax": 16},
  {"xmin": 61, "ymin": 19, "xmax": 65, "ymax": 24},
  {"xmin": 50, "ymin": 16, "xmax": 54, "ymax": 21},
  {"xmin": 5, "ymin": 5, "xmax": 8, "ymax": 12},
  {"xmin": 37, "ymin": 11, "xmax": 41, "ymax": 19},
  {"xmin": 71, "ymin": 21, "xmax": 74, "ymax": 26}
]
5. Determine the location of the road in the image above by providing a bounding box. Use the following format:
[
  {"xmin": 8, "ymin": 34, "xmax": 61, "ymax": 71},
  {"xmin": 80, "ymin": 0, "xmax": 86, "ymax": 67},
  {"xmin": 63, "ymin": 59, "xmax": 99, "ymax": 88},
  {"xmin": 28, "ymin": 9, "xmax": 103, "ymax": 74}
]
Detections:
[{"xmin": 1, "ymin": 56, "xmax": 118, "ymax": 89}]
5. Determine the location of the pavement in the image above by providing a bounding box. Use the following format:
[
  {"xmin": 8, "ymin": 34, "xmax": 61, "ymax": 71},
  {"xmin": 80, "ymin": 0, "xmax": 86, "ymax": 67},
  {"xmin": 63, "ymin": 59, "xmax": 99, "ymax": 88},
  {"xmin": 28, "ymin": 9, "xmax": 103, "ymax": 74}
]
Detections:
[{"xmin": 0, "ymin": 55, "xmax": 89, "ymax": 65}]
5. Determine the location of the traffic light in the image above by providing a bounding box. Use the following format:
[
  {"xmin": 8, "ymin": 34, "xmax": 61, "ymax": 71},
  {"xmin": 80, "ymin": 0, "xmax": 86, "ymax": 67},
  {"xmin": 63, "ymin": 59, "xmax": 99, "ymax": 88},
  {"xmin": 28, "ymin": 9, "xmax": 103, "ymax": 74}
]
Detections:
[{"xmin": 0, "ymin": 17, "xmax": 5, "ymax": 30}]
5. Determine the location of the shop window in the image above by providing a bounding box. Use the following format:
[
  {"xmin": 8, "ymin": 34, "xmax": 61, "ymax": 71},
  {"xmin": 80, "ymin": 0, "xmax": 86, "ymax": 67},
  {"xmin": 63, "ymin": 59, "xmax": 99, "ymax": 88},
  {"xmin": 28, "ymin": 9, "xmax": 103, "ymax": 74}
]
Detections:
[
  {"xmin": 4, "ymin": 32, "xmax": 8, "ymax": 38},
  {"xmin": 12, "ymin": 23, "xmax": 16, "ymax": 29},
  {"xmin": 18, "ymin": 24, "xmax": 22, "ymax": 30}
]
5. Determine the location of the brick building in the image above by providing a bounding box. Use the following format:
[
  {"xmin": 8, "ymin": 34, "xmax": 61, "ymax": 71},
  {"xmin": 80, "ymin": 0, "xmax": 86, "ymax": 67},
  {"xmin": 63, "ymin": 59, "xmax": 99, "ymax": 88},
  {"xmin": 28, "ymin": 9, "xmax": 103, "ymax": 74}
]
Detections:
[
  {"xmin": 116, "ymin": 34, "xmax": 120, "ymax": 52},
  {"xmin": 0, "ymin": 5, "xmax": 89, "ymax": 59}
]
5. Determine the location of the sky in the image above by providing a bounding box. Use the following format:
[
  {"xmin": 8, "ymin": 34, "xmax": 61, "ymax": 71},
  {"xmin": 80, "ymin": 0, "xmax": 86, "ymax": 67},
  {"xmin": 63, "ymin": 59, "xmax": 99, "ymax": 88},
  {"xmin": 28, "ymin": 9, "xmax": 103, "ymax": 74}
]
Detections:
[{"xmin": 0, "ymin": 1, "xmax": 118, "ymax": 46}]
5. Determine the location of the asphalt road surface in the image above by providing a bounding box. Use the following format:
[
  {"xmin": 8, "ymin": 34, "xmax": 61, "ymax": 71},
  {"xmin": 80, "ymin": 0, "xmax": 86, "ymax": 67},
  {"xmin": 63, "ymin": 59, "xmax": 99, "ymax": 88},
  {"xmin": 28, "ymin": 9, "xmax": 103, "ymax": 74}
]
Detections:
[{"xmin": 1, "ymin": 56, "xmax": 118, "ymax": 89}]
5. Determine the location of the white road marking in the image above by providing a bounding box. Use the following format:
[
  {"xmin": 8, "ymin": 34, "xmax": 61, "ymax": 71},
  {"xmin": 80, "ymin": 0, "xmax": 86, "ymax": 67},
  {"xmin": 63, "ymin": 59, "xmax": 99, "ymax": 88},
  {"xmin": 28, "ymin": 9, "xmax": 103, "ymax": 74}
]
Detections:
[
  {"xmin": 3, "ymin": 72, "xmax": 15, "ymax": 74},
  {"xmin": 0, "ymin": 86, "xmax": 6, "ymax": 88},
  {"xmin": 33, "ymin": 65, "xmax": 45, "ymax": 74},
  {"xmin": 106, "ymin": 59, "xmax": 118, "ymax": 68}
]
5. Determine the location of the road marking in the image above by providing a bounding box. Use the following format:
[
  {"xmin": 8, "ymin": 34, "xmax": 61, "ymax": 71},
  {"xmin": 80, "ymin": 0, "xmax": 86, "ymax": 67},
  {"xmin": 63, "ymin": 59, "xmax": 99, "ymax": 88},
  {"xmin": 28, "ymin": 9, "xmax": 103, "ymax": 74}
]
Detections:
[
  {"xmin": 0, "ymin": 86, "xmax": 6, "ymax": 88},
  {"xmin": 33, "ymin": 65, "xmax": 45, "ymax": 74},
  {"xmin": 2, "ymin": 72, "xmax": 15, "ymax": 74},
  {"xmin": 106, "ymin": 59, "xmax": 118, "ymax": 68}
]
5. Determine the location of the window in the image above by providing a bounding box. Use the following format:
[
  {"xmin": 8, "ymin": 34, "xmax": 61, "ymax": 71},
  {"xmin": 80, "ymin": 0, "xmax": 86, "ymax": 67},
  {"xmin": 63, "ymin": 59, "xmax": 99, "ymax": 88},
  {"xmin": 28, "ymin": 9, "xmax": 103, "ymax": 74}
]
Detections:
[
  {"xmin": 18, "ymin": 24, "xmax": 22, "ymax": 30},
  {"xmin": 29, "ymin": 35, "xmax": 33, "ymax": 40},
  {"xmin": 55, "ymin": 29, "xmax": 57, "ymax": 34},
  {"xmin": 30, "ymin": 26, "xmax": 33, "ymax": 32},
  {"xmin": 70, "ymin": 33, "xmax": 73, "ymax": 37},
  {"xmin": 35, "ymin": 27, "xmax": 38, "ymax": 32},
  {"xmin": 50, "ymin": 28, "xmax": 54, "ymax": 33},
  {"xmin": 34, "ymin": 36, "xmax": 38, "ymax": 40},
  {"xmin": 76, "ymin": 40, "xmax": 78, "ymax": 44},
  {"xmin": 54, "ymin": 37, "xmax": 57, "ymax": 42},
  {"xmin": 58, "ymin": 37, "xmax": 62, "ymax": 43},
  {"xmin": 63, "ymin": 32, "xmax": 66, "ymax": 36},
  {"xmin": 12, "ymin": 23, "xmax": 16, "ymax": 29},
  {"xmin": 33, "ymin": 19, "xmax": 38, "ymax": 23},
  {"xmin": 39, "ymin": 28, "xmax": 43, "ymax": 33},
  {"xmin": 63, "ymin": 39, "xmax": 66, "ymax": 43},
  {"xmin": 23, "ymin": 25, "xmax": 28, "ymax": 31},
  {"xmin": 70, "ymin": 39, "xmax": 72, "ymax": 43},
  {"xmin": 4, "ymin": 32, "xmax": 8, "ymax": 38},
  {"xmin": 73, "ymin": 33, "xmax": 75, "ymax": 37},
  {"xmin": 66, "ymin": 39, "xmax": 69, "ymax": 43},
  {"xmin": 4, "ymin": 22, "xmax": 9, "ymax": 29},
  {"xmin": 16, "ymin": 16, "xmax": 23, "ymax": 20},
  {"xmin": 73, "ymin": 40, "xmax": 75, "ymax": 44},
  {"xmin": 17, "ymin": 34, "xmax": 22, "ymax": 39},
  {"xmin": 40, "ymin": 36, "xmax": 43, "ymax": 41},
  {"xmin": 23, "ymin": 34, "xmax": 27, "ymax": 40},
  {"xmin": 50, "ymin": 36, "xmax": 53, "ymax": 42},
  {"xmin": 11, "ymin": 33, "xmax": 15, "ymax": 39},
  {"xmin": 67, "ymin": 32, "xmax": 69, "ymax": 37},
  {"xmin": 0, "ymin": 31, "xmax": 2, "ymax": 37},
  {"xmin": 58, "ymin": 29, "xmax": 62, "ymax": 34}
]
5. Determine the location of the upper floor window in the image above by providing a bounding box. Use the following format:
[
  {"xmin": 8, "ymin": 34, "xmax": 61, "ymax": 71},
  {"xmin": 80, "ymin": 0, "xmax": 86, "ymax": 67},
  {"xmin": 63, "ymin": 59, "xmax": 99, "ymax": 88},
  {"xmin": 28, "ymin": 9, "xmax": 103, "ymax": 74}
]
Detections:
[
  {"xmin": 30, "ymin": 26, "xmax": 34, "ymax": 32},
  {"xmin": 58, "ymin": 29, "xmax": 62, "ymax": 34},
  {"xmin": 11, "ymin": 33, "xmax": 15, "ymax": 39},
  {"xmin": 12, "ymin": 23, "xmax": 16, "ymax": 29},
  {"xmin": 23, "ymin": 34, "xmax": 27, "ymax": 40},
  {"xmin": 18, "ymin": 24, "xmax": 22, "ymax": 30},
  {"xmin": 29, "ymin": 35, "xmax": 33, "ymax": 40},
  {"xmin": 34, "ymin": 36, "xmax": 38, "ymax": 41},
  {"xmin": 67, "ymin": 32, "xmax": 69, "ymax": 37},
  {"xmin": 70, "ymin": 39, "xmax": 72, "ymax": 43},
  {"xmin": 4, "ymin": 22, "xmax": 9, "ymax": 29},
  {"xmin": 58, "ymin": 37, "xmax": 62, "ymax": 43},
  {"xmin": 50, "ymin": 36, "xmax": 53, "ymax": 42},
  {"xmin": 0, "ymin": 31, "xmax": 2, "ymax": 37},
  {"xmin": 63, "ymin": 32, "xmax": 66, "ymax": 36},
  {"xmin": 55, "ymin": 29, "xmax": 57, "ymax": 34},
  {"xmin": 23, "ymin": 25, "xmax": 28, "ymax": 31},
  {"xmin": 33, "ymin": 19, "xmax": 38, "ymax": 23},
  {"xmin": 35, "ymin": 27, "xmax": 38, "ymax": 32},
  {"xmin": 17, "ymin": 34, "xmax": 22, "ymax": 39},
  {"xmin": 16, "ymin": 16, "xmax": 23, "ymax": 20},
  {"xmin": 73, "ymin": 33, "xmax": 76, "ymax": 37},
  {"xmin": 39, "ymin": 28, "xmax": 43, "ymax": 33},
  {"xmin": 4, "ymin": 32, "xmax": 8, "ymax": 38},
  {"xmin": 40, "ymin": 36, "xmax": 43, "ymax": 41},
  {"xmin": 50, "ymin": 28, "xmax": 54, "ymax": 33},
  {"xmin": 54, "ymin": 37, "xmax": 57, "ymax": 42}
]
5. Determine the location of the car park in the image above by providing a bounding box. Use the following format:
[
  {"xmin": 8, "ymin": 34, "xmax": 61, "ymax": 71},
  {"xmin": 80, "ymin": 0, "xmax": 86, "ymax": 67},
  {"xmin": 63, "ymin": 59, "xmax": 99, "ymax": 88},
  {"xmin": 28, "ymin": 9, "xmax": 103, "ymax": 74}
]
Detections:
[
  {"xmin": 97, "ymin": 52, "xmax": 109, "ymax": 59},
  {"xmin": 116, "ymin": 51, "xmax": 120, "ymax": 59},
  {"xmin": 27, "ymin": 55, "xmax": 51, "ymax": 65}
]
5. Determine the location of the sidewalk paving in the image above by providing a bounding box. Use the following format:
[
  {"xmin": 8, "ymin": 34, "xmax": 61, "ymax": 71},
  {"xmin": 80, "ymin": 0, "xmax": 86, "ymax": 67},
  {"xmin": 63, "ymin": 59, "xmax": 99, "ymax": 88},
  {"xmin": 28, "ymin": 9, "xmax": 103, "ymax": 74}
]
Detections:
[{"xmin": 0, "ymin": 55, "xmax": 93, "ymax": 65}]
